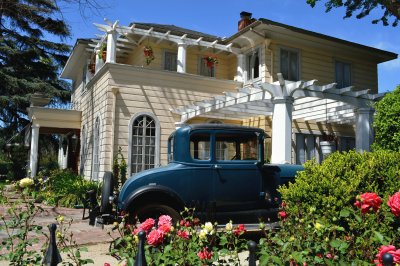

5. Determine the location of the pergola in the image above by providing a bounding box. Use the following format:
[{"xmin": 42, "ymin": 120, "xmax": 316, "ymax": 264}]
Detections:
[{"xmin": 171, "ymin": 74, "xmax": 381, "ymax": 163}]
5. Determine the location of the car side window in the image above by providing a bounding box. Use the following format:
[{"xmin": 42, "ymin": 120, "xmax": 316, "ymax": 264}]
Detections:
[
  {"xmin": 216, "ymin": 133, "xmax": 258, "ymax": 161},
  {"xmin": 190, "ymin": 133, "xmax": 210, "ymax": 160}
]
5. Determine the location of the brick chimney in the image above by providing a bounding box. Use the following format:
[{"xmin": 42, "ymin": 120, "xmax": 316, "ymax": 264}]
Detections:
[{"xmin": 238, "ymin": 11, "xmax": 256, "ymax": 31}]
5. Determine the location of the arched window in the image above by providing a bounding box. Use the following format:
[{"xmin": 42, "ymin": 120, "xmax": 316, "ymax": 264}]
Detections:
[
  {"xmin": 129, "ymin": 113, "xmax": 160, "ymax": 175},
  {"xmin": 92, "ymin": 117, "xmax": 100, "ymax": 180}
]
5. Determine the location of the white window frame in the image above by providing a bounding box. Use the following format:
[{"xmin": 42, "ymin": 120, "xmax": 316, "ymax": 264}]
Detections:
[
  {"xmin": 279, "ymin": 47, "xmax": 300, "ymax": 81},
  {"xmin": 335, "ymin": 60, "xmax": 352, "ymax": 89},
  {"xmin": 91, "ymin": 117, "xmax": 100, "ymax": 181},
  {"xmin": 163, "ymin": 50, "xmax": 177, "ymax": 71},
  {"xmin": 245, "ymin": 48, "xmax": 261, "ymax": 82},
  {"xmin": 128, "ymin": 112, "xmax": 161, "ymax": 176}
]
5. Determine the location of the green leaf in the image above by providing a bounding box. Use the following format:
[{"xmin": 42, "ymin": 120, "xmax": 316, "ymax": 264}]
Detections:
[
  {"xmin": 373, "ymin": 231, "xmax": 384, "ymax": 243},
  {"xmin": 339, "ymin": 208, "xmax": 350, "ymax": 217}
]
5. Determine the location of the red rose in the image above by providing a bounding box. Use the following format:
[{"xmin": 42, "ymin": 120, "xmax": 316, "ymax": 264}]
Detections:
[
  {"xmin": 388, "ymin": 192, "xmax": 400, "ymax": 217},
  {"xmin": 278, "ymin": 211, "xmax": 287, "ymax": 219},
  {"xmin": 197, "ymin": 247, "xmax": 213, "ymax": 260},
  {"xmin": 104, "ymin": 263, "xmax": 111, "ymax": 266},
  {"xmin": 392, "ymin": 249, "xmax": 400, "ymax": 264},
  {"xmin": 233, "ymin": 224, "xmax": 246, "ymax": 236},
  {"xmin": 374, "ymin": 245, "xmax": 397, "ymax": 266},
  {"xmin": 140, "ymin": 218, "xmax": 155, "ymax": 232},
  {"xmin": 177, "ymin": 230, "xmax": 189, "ymax": 240},
  {"xmin": 158, "ymin": 215, "xmax": 172, "ymax": 227},
  {"xmin": 354, "ymin": 192, "xmax": 382, "ymax": 214},
  {"xmin": 180, "ymin": 219, "xmax": 185, "ymax": 226},
  {"xmin": 147, "ymin": 229, "xmax": 164, "ymax": 246},
  {"xmin": 193, "ymin": 218, "xmax": 200, "ymax": 225}
]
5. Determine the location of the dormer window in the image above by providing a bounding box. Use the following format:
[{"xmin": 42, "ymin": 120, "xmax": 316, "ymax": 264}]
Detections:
[{"xmin": 246, "ymin": 49, "xmax": 260, "ymax": 80}]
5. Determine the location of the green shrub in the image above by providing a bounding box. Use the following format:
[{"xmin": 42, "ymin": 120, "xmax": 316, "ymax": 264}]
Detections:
[
  {"xmin": 37, "ymin": 169, "xmax": 99, "ymax": 207},
  {"xmin": 258, "ymin": 150, "xmax": 400, "ymax": 265},
  {"xmin": 373, "ymin": 85, "xmax": 400, "ymax": 152}
]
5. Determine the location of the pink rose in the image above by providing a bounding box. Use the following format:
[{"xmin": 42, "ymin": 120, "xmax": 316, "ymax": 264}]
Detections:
[
  {"xmin": 147, "ymin": 229, "xmax": 164, "ymax": 246},
  {"xmin": 374, "ymin": 245, "xmax": 397, "ymax": 266},
  {"xmin": 140, "ymin": 218, "xmax": 155, "ymax": 232},
  {"xmin": 197, "ymin": 247, "xmax": 213, "ymax": 260},
  {"xmin": 104, "ymin": 263, "xmax": 111, "ymax": 266},
  {"xmin": 177, "ymin": 230, "xmax": 189, "ymax": 240},
  {"xmin": 388, "ymin": 192, "xmax": 400, "ymax": 217},
  {"xmin": 158, "ymin": 215, "xmax": 172, "ymax": 227},
  {"xmin": 233, "ymin": 224, "xmax": 246, "ymax": 236},
  {"xmin": 354, "ymin": 192, "xmax": 382, "ymax": 214},
  {"xmin": 158, "ymin": 224, "xmax": 171, "ymax": 235},
  {"xmin": 278, "ymin": 211, "xmax": 287, "ymax": 220}
]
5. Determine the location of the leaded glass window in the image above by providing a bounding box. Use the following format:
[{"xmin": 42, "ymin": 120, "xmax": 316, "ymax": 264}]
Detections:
[{"xmin": 131, "ymin": 115, "xmax": 156, "ymax": 174}]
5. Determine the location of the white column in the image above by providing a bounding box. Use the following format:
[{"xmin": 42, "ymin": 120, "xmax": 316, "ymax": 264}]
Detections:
[
  {"xmin": 236, "ymin": 54, "xmax": 245, "ymax": 82},
  {"xmin": 271, "ymin": 97, "xmax": 294, "ymax": 164},
  {"xmin": 106, "ymin": 30, "xmax": 117, "ymax": 63},
  {"xmin": 355, "ymin": 107, "xmax": 374, "ymax": 152},
  {"xmin": 95, "ymin": 48, "xmax": 101, "ymax": 73},
  {"xmin": 177, "ymin": 43, "xmax": 187, "ymax": 73},
  {"xmin": 29, "ymin": 125, "xmax": 39, "ymax": 177}
]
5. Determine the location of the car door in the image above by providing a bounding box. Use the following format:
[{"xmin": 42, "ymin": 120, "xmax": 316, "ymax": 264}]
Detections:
[{"xmin": 212, "ymin": 131, "xmax": 263, "ymax": 212}]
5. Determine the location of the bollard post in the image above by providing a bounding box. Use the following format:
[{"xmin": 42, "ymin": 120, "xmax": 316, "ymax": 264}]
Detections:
[
  {"xmin": 382, "ymin": 253, "xmax": 394, "ymax": 266},
  {"xmin": 42, "ymin": 223, "xmax": 62, "ymax": 266},
  {"xmin": 134, "ymin": 231, "xmax": 147, "ymax": 266},
  {"xmin": 247, "ymin": 240, "xmax": 257, "ymax": 266}
]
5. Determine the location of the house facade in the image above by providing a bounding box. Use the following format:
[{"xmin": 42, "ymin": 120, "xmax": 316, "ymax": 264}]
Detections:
[{"xmin": 27, "ymin": 12, "xmax": 397, "ymax": 180}]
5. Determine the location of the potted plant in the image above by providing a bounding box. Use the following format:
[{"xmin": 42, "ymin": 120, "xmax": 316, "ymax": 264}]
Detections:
[
  {"xmin": 203, "ymin": 55, "xmax": 218, "ymax": 68},
  {"xmin": 143, "ymin": 45, "xmax": 155, "ymax": 65},
  {"xmin": 98, "ymin": 43, "xmax": 107, "ymax": 61},
  {"xmin": 320, "ymin": 132, "xmax": 337, "ymax": 159}
]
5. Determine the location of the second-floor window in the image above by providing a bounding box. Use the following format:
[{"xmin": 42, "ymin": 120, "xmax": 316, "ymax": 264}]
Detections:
[
  {"xmin": 246, "ymin": 49, "xmax": 260, "ymax": 80},
  {"xmin": 280, "ymin": 49, "xmax": 299, "ymax": 81},
  {"xmin": 199, "ymin": 57, "xmax": 215, "ymax": 77},
  {"xmin": 164, "ymin": 51, "xmax": 177, "ymax": 71},
  {"xmin": 335, "ymin": 61, "xmax": 351, "ymax": 88}
]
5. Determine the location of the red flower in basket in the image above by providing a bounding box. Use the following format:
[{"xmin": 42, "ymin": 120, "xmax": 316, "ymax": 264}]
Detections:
[
  {"xmin": 203, "ymin": 55, "xmax": 218, "ymax": 68},
  {"xmin": 144, "ymin": 46, "xmax": 155, "ymax": 65}
]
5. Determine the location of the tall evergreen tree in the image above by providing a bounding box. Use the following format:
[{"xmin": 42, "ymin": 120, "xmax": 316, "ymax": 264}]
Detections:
[
  {"xmin": 307, "ymin": 0, "xmax": 400, "ymax": 26},
  {"xmin": 0, "ymin": 0, "xmax": 71, "ymax": 136}
]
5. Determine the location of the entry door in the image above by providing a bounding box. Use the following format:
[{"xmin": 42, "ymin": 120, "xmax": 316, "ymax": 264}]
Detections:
[{"xmin": 212, "ymin": 132, "xmax": 262, "ymax": 212}]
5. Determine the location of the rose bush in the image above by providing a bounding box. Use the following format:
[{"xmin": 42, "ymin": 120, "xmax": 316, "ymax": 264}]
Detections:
[
  {"xmin": 109, "ymin": 208, "xmax": 247, "ymax": 266},
  {"xmin": 258, "ymin": 150, "xmax": 400, "ymax": 265}
]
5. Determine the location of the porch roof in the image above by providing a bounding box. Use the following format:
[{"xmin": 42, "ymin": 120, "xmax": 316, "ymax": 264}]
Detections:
[{"xmin": 28, "ymin": 107, "xmax": 81, "ymax": 133}]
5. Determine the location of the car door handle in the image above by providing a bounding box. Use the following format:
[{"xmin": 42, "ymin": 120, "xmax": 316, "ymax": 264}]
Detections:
[{"xmin": 214, "ymin": 164, "xmax": 221, "ymax": 169}]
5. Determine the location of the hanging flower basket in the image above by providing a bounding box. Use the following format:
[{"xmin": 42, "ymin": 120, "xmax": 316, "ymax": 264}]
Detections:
[
  {"xmin": 98, "ymin": 43, "xmax": 107, "ymax": 61},
  {"xmin": 88, "ymin": 63, "xmax": 95, "ymax": 74},
  {"xmin": 203, "ymin": 55, "xmax": 218, "ymax": 68},
  {"xmin": 144, "ymin": 46, "xmax": 155, "ymax": 65}
]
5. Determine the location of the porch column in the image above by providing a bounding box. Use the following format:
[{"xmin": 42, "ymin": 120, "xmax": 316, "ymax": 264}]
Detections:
[
  {"xmin": 177, "ymin": 43, "xmax": 187, "ymax": 73},
  {"xmin": 106, "ymin": 29, "xmax": 117, "ymax": 63},
  {"xmin": 95, "ymin": 48, "xmax": 101, "ymax": 73},
  {"xmin": 355, "ymin": 107, "xmax": 374, "ymax": 152},
  {"xmin": 236, "ymin": 54, "xmax": 245, "ymax": 82},
  {"xmin": 270, "ymin": 97, "xmax": 294, "ymax": 164},
  {"xmin": 29, "ymin": 125, "xmax": 39, "ymax": 177}
]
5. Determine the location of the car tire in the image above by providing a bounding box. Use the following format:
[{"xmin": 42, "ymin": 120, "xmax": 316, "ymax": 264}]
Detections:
[
  {"xmin": 131, "ymin": 204, "xmax": 180, "ymax": 224},
  {"xmin": 100, "ymin": 171, "xmax": 114, "ymax": 213}
]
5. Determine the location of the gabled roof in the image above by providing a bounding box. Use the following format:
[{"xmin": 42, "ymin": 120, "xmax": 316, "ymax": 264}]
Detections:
[{"xmin": 129, "ymin": 22, "xmax": 221, "ymax": 43}]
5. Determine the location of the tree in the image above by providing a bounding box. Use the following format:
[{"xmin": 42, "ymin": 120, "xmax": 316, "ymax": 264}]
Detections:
[
  {"xmin": 0, "ymin": 0, "xmax": 72, "ymax": 137},
  {"xmin": 373, "ymin": 85, "xmax": 400, "ymax": 151},
  {"xmin": 306, "ymin": 0, "xmax": 400, "ymax": 26}
]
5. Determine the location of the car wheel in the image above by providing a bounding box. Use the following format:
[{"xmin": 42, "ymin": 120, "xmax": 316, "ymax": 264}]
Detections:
[
  {"xmin": 131, "ymin": 204, "xmax": 180, "ymax": 224},
  {"xmin": 100, "ymin": 171, "xmax": 114, "ymax": 213}
]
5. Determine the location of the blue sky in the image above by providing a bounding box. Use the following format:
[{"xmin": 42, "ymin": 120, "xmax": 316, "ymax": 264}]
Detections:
[{"xmin": 61, "ymin": 0, "xmax": 399, "ymax": 93}]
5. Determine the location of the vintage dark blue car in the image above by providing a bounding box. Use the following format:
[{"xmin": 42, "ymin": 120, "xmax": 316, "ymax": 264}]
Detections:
[{"xmin": 93, "ymin": 124, "xmax": 303, "ymax": 225}]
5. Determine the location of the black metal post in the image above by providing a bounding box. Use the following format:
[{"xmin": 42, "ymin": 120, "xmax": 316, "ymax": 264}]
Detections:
[
  {"xmin": 134, "ymin": 231, "xmax": 147, "ymax": 266},
  {"xmin": 382, "ymin": 253, "xmax": 394, "ymax": 266},
  {"xmin": 247, "ymin": 240, "xmax": 257, "ymax": 266},
  {"xmin": 42, "ymin": 223, "xmax": 62, "ymax": 266}
]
